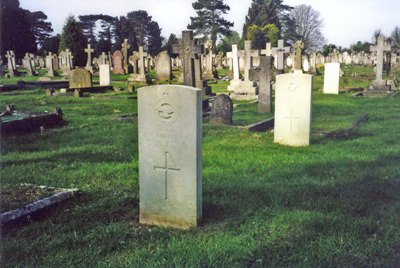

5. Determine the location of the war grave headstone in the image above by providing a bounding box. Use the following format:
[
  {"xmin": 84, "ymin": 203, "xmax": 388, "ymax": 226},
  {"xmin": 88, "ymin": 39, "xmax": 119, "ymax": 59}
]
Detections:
[
  {"xmin": 302, "ymin": 56, "xmax": 310, "ymax": 73},
  {"xmin": 209, "ymin": 94, "xmax": 233, "ymax": 125},
  {"xmin": 138, "ymin": 85, "xmax": 202, "ymax": 229},
  {"xmin": 155, "ymin": 51, "xmax": 172, "ymax": 81},
  {"xmin": 369, "ymin": 35, "xmax": 392, "ymax": 92},
  {"xmin": 323, "ymin": 62, "xmax": 340, "ymax": 94},
  {"xmin": 274, "ymin": 72, "xmax": 313, "ymax": 147},
  {"xmin": 84, "ymin": 44, "xmax": 94, "ymax": 73},
  {"xmin": 112, "ymin": 50, "xmax": 125, "ymax": 74},
  {"xmin": 229, "ymin": 41, "xmax": 259, "ymax": 100},
  {"xmin": 99, "ymin": 64, "xmax": 111, "ymax": 86}
]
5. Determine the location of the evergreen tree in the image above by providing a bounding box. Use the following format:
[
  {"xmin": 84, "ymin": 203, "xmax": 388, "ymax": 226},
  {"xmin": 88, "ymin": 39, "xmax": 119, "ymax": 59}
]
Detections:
[
  {"xmin": 243, "ymin": 0, "xmax": 292, "ymax": 43},
  {"xmin": 246, "ymin": 24, "xmax": 279, "ymax": 49},
  {"xmin": 59, "ymin": 15, "xmax": 86, "ymax": 66},
  {"xmin": 28, "ymin": 11, "xmax": 53, "ymax": 50},
  {"xmin": 163, "ymin": 34, "xmax": 179, "ymax": 56},
  {"xmin": 391, "ymin": 27, "xmax": 400, "ymax": 49},
  {"xmin": 187, "ymin": 0, "xmax": 234, "ymax": 51},
  {"xmin": 1, "ymin": 0, "xmax": 36, "ymax": 58},
  {"xmin": 41, "ymin": 34, "xmax": 60, "ymax": 54}
]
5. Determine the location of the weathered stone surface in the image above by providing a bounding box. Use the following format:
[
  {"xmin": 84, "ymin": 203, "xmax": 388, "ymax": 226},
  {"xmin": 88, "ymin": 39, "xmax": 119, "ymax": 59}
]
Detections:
[
  {"xmin": 69, "ymin": 69, "xmax": 92, "ymax": 89},
  {"xmin": 138, "ymin": 85, "xmax": 202, "ymax": 229},
  {"xmin": 323, "ymin": 63, "xmax": 340, "ymax": 94},
  {"xmin": 210, "ymin": 94, "xmax": 233, "ymax": 125},
  {"xmin": 112, "ymin": 50, "xmax": 125, "ymax": 74},
  {"xmin": 155, "ymin": 51, "xmax": 171, "ymax": 81},
  {"xmin": 257, "ymin": 56, "xmax": 272, "ymax": 113},
  {"xmin": 274, "ymin": 73, "xmax": 313, "ymax": 146}
]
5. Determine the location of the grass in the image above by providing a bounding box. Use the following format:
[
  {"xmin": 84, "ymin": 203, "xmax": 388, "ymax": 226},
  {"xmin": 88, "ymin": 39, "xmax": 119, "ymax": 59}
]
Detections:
[{"xmin": 1, "ymin": 65, "xmax": 400, "ymax": 267}]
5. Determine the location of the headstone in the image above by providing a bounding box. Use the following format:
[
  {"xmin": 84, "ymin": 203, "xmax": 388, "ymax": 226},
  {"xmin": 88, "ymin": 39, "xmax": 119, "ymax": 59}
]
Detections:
[
  {"xmin": 155, "ymin": 51, "xmax": 172, "ymax": 81},
  {"xmin": 99, "ymin": 64, "xmax": 110, "ymax": 86},
  {"xmin": 69, "ymin": 69, "xmax": 92, "ymax": 89},
  {"xmin": 122, "ymin": 39, "xmax": 130, "ymax": 73},
  {"xmin": 172, "ymin": 31, "xmax": 202, "ymax": 87},
  {"xmin": 52, "ymin": 54, "xmax": 59, "ymax": 71},
  {"xmin": 210, "ymin": 94, "xmax": 233, "ymax": 125},
  {"xmin": 293, "ymin": 41, "xmax": 304, "ymax": 72},
  {"xmin": 138, "ymin": 85, "xmax": 202, "ymax": 229},
  {"xmin": 84, "ymin": 44, "xmax": 94, "ymax": 73},
  {"xmin": 129, "ymin": 46, "xmax": 147, "ymax": 82},
  {"xmin": 271, "ymin": 39, "xmax": 290, "ymax": 70},
  {"xmin": 5, "ymin": 51, "xmax": 16, "ymax": 77},
  {"xmin": 274, "ymin": 72, "xmax": 313, "ymax": 146},
  {"xmin": 112, "ymin": 50, "xmax": 125, "ymax": 74},
  {"xmin": 45, "ymin": 52, "xmax": 55, "ymax": 77},
  {"xmin": 226, "ymin": 44, "xmax": 242, "ymax": 90},
  {"xmin": 370, "ymin": 35, "xmax": 392, "ymax": 90},
  {"xmin": 257, "ymin": 56, "xmax": 272, "ymax": 113},
  {"xmin": 203, "ymin": 40, "xmax": 214, "ymax": 80},
  {"xmin": 302, "ymin": 56, "xmax": 310, "ymax": 72},
  {"xmin": 323, "ymin": 63, "xmax": 340, "ymax": 94}
]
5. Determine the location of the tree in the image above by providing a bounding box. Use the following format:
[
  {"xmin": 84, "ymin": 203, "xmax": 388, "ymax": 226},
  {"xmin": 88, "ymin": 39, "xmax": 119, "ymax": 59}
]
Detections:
[
  {"xmin": 114, "ymin": 11, "xmax": 163, "ymax": 56},
  {"xmin": 243, "ymin": 0, "xmax": 292, "ymax": 43},
  {"xmin": 372, "ymin": 29, "xmax": 383, "ymax": 43},
  {"xmin": 41, "ymin": 34, "xmax": 60, "ymax": 54},
  {"xmin": 1, "ymin": 0, "xmax": 36, "ymax": 58},
  {"xmin": 321, "ymin": 44, "xmax": 337, "ymax": 56},
  {"xmin": 28, "ymin": 11, "xmax": 53, "ymax": 50},
  {"xmin": 216, "ymin": 30, "xmax": 241, "ymax": 53},
  {"xmin": 163, "ymin": 34, "xmax": 179, "ymax": 56},
  {"xmin": 59, "ymin": 15, "xmax": 86, "ymax": 66},
  {"xmin": 246, "ymin": 24, "xmax": 279, "ymax": 49},
  {"xmin": 288, "ymin": 5, "xmax": 325, "ymax": 52},
  {"xmin": 187, "ymin": 0, "xmax": 233, "ymax": 51},
  {"xmin": 350, "ymin": 41, "xmax": 370, "ymax": 53},
  {"xmin": 390, "ymin": 27, "xmax": 400, "ymax": 49}
]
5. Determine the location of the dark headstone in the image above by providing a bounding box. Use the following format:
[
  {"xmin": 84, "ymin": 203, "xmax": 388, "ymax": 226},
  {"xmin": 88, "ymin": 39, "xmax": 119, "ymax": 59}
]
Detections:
[
  {"xmin": 210, "ymin": 94, "xmax": 233, "ymax": 125},
  {"xmin": 69, "ymin": 69, "xmax": 92, "ymax": 89}
]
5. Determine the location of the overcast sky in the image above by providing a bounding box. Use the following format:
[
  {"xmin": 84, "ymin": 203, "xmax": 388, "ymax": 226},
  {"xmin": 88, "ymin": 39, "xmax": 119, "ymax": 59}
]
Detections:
[{"xmin": 20, "ymin": 0, "xmax": 399, "ymax": 48}]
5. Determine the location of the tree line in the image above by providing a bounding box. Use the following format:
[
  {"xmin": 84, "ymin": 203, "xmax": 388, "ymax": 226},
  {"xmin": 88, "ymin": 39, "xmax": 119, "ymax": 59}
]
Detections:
[{"xmin": 2, "ymin": 0, "xmax": 400, "ymax": 66}]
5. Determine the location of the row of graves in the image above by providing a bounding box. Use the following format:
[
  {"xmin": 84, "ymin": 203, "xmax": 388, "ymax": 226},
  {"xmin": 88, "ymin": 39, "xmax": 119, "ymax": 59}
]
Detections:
[{"xmin": 135, "ymin": 32, "xmax": 398, "ymax": 229}]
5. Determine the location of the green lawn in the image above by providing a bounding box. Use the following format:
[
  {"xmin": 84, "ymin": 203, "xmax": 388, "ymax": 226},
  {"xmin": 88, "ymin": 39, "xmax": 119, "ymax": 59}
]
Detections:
[{"xmin": 1, "ymin": 66, "xmax": 400, "ymax": 267}]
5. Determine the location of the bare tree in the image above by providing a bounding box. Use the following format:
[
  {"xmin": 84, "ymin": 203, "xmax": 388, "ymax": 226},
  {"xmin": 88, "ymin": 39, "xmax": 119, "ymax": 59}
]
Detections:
[{"xmin": 289, "ymin": 5, "xmax": 326, "ymax": 52}]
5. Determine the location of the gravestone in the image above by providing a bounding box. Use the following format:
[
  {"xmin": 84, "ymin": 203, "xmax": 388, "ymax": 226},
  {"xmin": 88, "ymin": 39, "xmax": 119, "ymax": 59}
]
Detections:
[
  {"xmin": 293, "ymin": 41, "xmax": 304, "ymax": 72},
  {"xmin": 210, "ymin": 94, "xmax": 233, "ymax": 125},
  {"xmin": 203, "ymin": 40, "xmax": 214, "ymax": 80},
  {"xmin": 46, "ymin": 52, "xmax": 55, "ymax": 77},
  {"xmin": 226, "ymin": 44, "xmax": 242, "ymax": 91},
  {"xmin": 84, "ymin": 44, "xmax": 94, "ymax": 73},
  {"xmin": 370, "ymin": 35, "xmax": 392, "ymax": 90},
  {"xmin": 172, "ymin": 31, "xmax": 202, "ymax": 87},
  {"xmin": 52, "ymin": 54, "xmax": 59, "ymax": 71},
  {"xmin": 274, "ymin": 72, "xmax": 313, "ymax": 146},
  {"xmin": 122, "ymin": 39, "xmax": 130, "ymax": 73},
  {"xmin": 129, "ymin": 46, "xmax": 147, "ymax": 82},
  {"xmin": 257, "ymin": 56, "xmax": 272, "ymax": 113},
  {"xmin": 323, "ymin": 63, "xmax": 340, "ymax": 94},
  {"xmin": 155, "ymin": 51, "xmax": 172, "ymax": 81},
  {"xmin": 271, "ymin": 39, "xmax": 290, "ymax": 70},
  {"xmin": 99, "ymin": 64, "xmax": 110, "ymax": 86},
  {"xmin": 138, "ymin": 85, "xmax": 202, "ymax": 229},
  {"xmin": 69, "ymin": 69, "xmax": 92, "ymax": 89},
  {"xmin": 112, "ymin": 50, "xmax": 125, "ymax": 74},
  {"xmin": 5, "ymin": 51, "xmax": 16, "ymax": 77}
]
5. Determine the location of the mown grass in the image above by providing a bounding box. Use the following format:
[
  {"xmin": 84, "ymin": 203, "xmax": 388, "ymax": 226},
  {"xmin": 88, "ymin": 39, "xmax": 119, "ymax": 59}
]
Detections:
[{"xmin": 0, "ymin": 66, "xmax": 399, "ymax": 267}]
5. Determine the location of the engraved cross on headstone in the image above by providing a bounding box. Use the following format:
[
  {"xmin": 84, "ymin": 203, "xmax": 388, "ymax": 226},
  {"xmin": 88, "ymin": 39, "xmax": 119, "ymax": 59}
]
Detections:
[
  {"xmin": 271, "ymin": 39, "xmax": 290, "ymax": 70},
  {"xmin": 370, "ymin": 35, "xmax": 391, "ymax": 82},
  {"xmin": 172, "ymin": 30, "xmax": 202, "ymax": 87},
  {"xmin": 284, "ymin": 109, "xmax": 300, "ymax": 134},
  {"xmin": 293, "ymin": 41, "xmax": 305, "ymax": 72},
  {"xmin": 154, "ymin": 152, "xmax": 181, "ymax": 200}
]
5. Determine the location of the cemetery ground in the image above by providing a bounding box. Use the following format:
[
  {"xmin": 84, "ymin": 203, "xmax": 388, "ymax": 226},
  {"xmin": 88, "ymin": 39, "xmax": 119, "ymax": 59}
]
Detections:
[{"xmin": 1, "ymin": 67, "xmax": 400, "ymax": 267}]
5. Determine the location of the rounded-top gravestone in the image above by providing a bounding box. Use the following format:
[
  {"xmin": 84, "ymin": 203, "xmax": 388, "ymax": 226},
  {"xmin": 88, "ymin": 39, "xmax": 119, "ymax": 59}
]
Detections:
[{"xmin": 210, "ymin": 94, "xmax": 233, "ymax": 125}]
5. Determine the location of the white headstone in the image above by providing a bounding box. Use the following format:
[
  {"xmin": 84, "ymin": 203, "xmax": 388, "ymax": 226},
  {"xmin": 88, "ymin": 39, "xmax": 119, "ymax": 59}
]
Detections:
[
  {"xmin": 274, "ymin": 73, "xmax": 313, "ymax": 146},
  {"xmin": 138, "ymin": 85, "xmax": 202, "ymax": 229},
  {"xmin": 99, "ymin": 64, "xmax": 111, "ymax": 86},
  {"xmin": 323, "ymin": 63, "xmax": 340, "ymax": 94}
]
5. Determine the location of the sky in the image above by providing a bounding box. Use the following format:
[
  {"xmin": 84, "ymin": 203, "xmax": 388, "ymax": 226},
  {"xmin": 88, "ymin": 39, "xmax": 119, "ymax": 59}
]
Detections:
[{"xmin": 19, "ymin": 0, "xmax": 399, "ymax": 48}]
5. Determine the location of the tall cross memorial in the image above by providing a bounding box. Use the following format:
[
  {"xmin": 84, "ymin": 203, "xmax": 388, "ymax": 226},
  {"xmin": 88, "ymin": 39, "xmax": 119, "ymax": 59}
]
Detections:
[
  {"xmin": 293, "ymin": 41, "xmax": 304, "ymax": 72},
  {"xmin": 271, "ymin": 39, "xmax": 290, "ymax": 70},
  {"xmin": 370, "ymin": 35, "xmax": 391, "ymax": 89},
  {"xmin": 84, "ymin": 44, "xmax": 94, "ymax": 72},
  {"xmin": 122, "ymin": 39, "xmax": 130, "ymax": 73}
]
